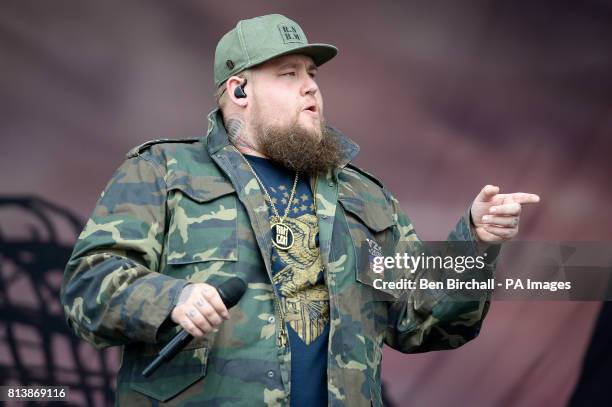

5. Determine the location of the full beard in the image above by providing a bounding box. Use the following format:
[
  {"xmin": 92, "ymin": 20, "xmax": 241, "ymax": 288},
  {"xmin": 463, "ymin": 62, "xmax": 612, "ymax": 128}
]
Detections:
[{"xmin": 253, "ymin": 116, "xmax": 345, "ymax": 175}]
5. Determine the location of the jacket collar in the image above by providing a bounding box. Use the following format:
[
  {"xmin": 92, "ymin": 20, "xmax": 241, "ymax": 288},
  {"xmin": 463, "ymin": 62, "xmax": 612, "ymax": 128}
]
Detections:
[{"xmin": 205, "ymin": 108, "xmax": 360, "ymax": 168}]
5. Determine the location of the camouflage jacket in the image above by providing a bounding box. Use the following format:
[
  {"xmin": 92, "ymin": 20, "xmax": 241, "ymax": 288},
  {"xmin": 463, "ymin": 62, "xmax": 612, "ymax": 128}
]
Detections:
[{"xmin": 61, "ymin": 109, "xmax": 497, "ymax": 406}]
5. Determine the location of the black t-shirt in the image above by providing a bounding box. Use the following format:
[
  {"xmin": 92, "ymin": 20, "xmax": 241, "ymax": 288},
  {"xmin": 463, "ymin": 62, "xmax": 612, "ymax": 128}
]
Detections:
[{"xmin": 244, "ymin": 154, "xmax": 329, "ymax": 406}]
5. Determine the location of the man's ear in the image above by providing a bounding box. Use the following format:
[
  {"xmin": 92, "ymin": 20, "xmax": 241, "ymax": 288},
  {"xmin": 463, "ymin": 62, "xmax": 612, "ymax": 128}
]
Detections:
[{"xmin": 226, "ymin": 76, "xmax": 248, "ymax": 107}]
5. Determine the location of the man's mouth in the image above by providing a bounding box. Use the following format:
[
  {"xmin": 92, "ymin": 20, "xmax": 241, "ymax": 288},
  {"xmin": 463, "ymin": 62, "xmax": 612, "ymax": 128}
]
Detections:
[{"xmin": 302, "ymin": 103, "xmax": 319, "ymax": 117}]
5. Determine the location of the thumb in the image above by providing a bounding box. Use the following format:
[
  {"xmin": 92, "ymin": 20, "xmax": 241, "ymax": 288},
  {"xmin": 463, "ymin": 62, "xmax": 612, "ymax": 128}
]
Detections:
[{"xmin": 475, "ymin": 184, "xmax": 500, "ymax": 203}]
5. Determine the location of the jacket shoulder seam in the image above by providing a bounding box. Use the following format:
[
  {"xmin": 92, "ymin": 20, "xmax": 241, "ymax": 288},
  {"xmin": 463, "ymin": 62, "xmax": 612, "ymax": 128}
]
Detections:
[
  {"xmin": 131, "ymin": 153, "xmax": 168, "ymax": 191},
  {"xmin": 126, "ymin": 137, "xmax": 201, "ymax": 159}
]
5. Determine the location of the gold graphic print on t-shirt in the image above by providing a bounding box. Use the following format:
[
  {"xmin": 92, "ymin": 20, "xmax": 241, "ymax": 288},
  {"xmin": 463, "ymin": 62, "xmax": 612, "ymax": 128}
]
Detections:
[{"xmin": 272, "ymin": 213, "xmax": 329, "ymax": 345}]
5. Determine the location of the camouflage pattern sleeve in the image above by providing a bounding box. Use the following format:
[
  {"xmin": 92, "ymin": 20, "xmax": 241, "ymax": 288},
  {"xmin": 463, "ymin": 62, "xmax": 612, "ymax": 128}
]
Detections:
[
  {"xmin": 60, "ymin": 154, "xmax": 189, "ymax": 349},
  {"xmin": 383, "ymin": 191, "xmax": 498, "ymax": 353}
]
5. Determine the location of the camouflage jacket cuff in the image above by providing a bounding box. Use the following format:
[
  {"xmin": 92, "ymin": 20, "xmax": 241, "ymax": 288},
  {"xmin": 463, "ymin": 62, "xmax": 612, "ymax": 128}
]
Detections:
[{"xmin": 151, "ymin": 279, "xmax": 192, "ymax": 344}]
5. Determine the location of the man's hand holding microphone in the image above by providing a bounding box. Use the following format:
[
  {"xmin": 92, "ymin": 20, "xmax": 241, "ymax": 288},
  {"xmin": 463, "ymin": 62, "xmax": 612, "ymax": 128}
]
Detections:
[
  {"xmin": 170, "ymin": 283, "xmax": 230, "ymax": 337},
  {"xmin": 143, "ymin": 278, "xmax": 246, "ymax": 377}
]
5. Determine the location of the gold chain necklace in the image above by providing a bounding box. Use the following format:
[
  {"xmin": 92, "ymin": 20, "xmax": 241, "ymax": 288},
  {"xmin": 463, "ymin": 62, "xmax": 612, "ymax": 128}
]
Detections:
[{"xmin": 233, "ymin": 146, "xmax": 300, "ymax": 250}]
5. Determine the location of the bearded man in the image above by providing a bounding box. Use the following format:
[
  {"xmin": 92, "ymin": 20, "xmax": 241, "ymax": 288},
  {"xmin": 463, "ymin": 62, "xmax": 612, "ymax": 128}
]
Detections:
[{"xmin": 61, "ymin": 13, "xmax": 539, "ymax": 407}]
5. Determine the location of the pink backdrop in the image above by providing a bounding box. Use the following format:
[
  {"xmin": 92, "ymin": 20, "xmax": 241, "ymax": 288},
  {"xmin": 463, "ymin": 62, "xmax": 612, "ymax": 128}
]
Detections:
[{"xmin": 1, "ymin": 1, "xmax": 610, "ymax": 405}]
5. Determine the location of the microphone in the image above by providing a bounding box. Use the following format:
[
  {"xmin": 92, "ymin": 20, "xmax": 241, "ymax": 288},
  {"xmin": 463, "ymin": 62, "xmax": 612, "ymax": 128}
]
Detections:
[{"xmin": 142, "ymin": 277, "xmax": 247, "ymax": 377}]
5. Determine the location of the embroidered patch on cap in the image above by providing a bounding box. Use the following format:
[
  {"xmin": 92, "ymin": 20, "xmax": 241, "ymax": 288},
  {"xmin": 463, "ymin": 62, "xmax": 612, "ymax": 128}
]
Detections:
[{"xmin": 278, "ymin": 24, "xmax": 304, "ymax": 44}]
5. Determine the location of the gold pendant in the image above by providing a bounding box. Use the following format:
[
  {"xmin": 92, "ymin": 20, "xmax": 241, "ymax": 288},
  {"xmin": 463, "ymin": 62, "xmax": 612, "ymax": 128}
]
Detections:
[{"xmin": 271, "ymin": 221, "xmax": 294, "ymax": 250}]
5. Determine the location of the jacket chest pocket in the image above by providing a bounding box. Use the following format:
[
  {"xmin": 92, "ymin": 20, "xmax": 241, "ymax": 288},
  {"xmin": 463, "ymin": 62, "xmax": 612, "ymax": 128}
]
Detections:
[
  {"xmin": 160, "ymin": 176, "xmax": 239, "ymax": 350},
  {"xmin": 165, "ymin": 175, "xmax": 239, "ymax": 267},
  {"xmin": 338, "ymin": 189, "xmax": 401, "ymax": 300}
]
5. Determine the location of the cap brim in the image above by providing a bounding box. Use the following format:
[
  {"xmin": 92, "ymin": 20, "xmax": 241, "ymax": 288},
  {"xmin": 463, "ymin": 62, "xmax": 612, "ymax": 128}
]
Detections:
[
  {"xmin": 280, "ymin": 43, "xmax": 338, "ymax": 66},
  {"xmin": 246, "ymin": 43, "xmax": 338, "ymax": 70}
]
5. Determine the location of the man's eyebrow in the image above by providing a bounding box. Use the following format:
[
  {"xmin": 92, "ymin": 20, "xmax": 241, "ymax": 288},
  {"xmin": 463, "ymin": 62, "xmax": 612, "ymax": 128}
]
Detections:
[
  {"xmin": 277, "ymin": 62, "xmax": 298, "ymax": 70},
  {"xmin": 276, "ymin": 62, "xmax": 318, "ymax": 71}
]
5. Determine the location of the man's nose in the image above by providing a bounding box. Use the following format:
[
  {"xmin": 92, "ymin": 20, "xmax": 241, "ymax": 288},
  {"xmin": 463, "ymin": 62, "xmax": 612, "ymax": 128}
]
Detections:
[{"xmin": 301, "ymin": 75, "xmax": 318, "ymax": 96}]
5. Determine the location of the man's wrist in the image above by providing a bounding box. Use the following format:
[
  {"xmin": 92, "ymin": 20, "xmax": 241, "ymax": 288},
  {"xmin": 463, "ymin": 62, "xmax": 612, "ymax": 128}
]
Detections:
[
  {"xmin": 155, "ymin": 281, "xmax": 192, "ymax": 343},
  {"xmin": 468, "ymin": 208, "xmax": 501, "ymax": 262}
]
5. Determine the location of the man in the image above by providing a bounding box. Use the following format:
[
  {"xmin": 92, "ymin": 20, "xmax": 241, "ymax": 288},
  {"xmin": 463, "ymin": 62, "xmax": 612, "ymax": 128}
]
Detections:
[{"xmin": 61, "ymin": 14, "xmax": 539, "ymax": 406}]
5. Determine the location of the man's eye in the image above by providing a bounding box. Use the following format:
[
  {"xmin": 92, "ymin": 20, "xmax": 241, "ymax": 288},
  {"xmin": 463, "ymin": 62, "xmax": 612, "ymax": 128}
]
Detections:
[{"xmin": 282, "ymin": 72, "xmax": 296, "ymax": 76}]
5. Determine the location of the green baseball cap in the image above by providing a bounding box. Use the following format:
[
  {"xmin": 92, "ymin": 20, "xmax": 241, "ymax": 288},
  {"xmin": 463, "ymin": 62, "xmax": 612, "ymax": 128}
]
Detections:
[{"xmin": 214, "ymin": 14, "xmax": 338, "ymax": 87}]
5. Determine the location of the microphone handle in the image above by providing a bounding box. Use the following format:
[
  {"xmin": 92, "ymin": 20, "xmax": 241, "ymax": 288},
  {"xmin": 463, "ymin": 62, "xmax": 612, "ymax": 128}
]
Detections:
[{"xmin": 142, "ymin": 330, "xmax": 192, "ymax": 377}]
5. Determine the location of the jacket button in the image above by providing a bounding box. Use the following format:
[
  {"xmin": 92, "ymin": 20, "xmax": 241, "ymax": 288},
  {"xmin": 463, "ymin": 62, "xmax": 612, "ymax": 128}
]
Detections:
[
  {"xmin": 267, "ymin": 370, "xmax": 275, "ymax": 378},
  {"xmin": 328, "ymin": 181, "xmax": 334, "ymax": 187},
  {"xmin": 268, "ymin": 316, "xmax": 275, "ymax": 324}
]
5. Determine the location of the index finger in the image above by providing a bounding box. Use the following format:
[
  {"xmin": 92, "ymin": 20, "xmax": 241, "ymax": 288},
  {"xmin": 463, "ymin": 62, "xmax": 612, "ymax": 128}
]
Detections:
[
  {"xmin": 200, "ymin": 285, "xmax": 230, "ymax": 319},
  {"xmin": 508, "ymin": 192, "xmax": 540, "ymax": 204}
]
